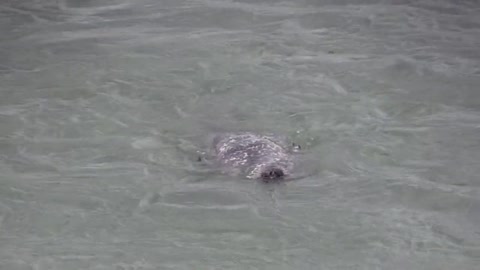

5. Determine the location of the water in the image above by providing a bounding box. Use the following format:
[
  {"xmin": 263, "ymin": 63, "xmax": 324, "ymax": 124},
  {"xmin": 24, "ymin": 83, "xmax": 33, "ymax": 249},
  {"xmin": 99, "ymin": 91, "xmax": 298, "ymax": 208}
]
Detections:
[{"xmin": 1, "ymin": 0, "xmax": 479, "ymax": 269}]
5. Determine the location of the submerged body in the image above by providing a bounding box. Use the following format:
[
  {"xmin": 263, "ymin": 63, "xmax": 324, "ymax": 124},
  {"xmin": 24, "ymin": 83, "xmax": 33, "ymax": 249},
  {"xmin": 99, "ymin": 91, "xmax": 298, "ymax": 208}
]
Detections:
[{"xmin": 212, "ymin": 132, "xmax": 295, "ymax": 180}]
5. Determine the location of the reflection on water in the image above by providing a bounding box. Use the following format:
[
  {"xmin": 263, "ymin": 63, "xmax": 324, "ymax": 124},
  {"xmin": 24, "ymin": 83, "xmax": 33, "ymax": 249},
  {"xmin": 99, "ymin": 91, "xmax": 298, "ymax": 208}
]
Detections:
[{"xmin": 0, "ymin": 0, "xmax": 479, "ymax": 269}]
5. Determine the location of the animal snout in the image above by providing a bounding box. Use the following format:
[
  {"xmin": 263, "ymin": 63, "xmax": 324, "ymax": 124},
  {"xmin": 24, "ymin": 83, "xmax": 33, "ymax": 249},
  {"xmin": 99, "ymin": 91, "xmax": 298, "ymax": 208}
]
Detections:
[{"xmin": 260, "ymin": 167, "xmax": 284, "ymax": 180}]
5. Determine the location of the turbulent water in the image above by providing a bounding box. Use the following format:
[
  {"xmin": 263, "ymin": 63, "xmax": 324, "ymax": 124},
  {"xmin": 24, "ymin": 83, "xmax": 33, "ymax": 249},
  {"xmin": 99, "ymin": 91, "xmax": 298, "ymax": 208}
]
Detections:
[{"xmin": 1, "ymin": 0, "xmax": 479, "ymax": 269}]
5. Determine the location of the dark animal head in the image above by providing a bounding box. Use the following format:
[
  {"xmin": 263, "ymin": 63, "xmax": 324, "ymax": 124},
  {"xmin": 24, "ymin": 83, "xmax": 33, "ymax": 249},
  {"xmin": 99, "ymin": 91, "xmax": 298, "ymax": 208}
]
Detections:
[{"xmin": 260, "ymin": 167, "xmax": 285, "ymax": 181}]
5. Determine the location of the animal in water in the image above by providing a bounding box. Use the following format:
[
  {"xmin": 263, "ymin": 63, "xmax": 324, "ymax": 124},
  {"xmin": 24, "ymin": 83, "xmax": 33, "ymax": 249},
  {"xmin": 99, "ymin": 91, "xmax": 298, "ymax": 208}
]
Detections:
[{"xmin": 211, "ymin": 132, "xmax": 299, "ymax": 181}]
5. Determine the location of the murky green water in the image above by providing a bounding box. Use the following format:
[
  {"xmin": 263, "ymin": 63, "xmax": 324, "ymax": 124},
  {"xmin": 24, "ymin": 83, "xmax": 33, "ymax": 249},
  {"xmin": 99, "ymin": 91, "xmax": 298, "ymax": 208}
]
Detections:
[{"xmin": 1, "ymin": 0, "xmax": 479, "ymax": 269}]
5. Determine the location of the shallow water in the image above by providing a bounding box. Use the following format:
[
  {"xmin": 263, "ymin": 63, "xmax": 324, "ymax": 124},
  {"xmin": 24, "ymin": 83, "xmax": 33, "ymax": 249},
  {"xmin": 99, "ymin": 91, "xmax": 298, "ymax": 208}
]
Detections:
[{"xmin": 1, "ymin": 0, "xmax": 479, "ymax": 269}]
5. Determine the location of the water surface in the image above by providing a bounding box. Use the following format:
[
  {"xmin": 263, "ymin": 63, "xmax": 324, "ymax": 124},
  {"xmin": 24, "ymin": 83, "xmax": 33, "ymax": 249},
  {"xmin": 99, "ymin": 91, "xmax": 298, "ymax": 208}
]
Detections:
[{"xmin": 1, "ymin": 0, "xmax": 479, "ymax": 269}]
